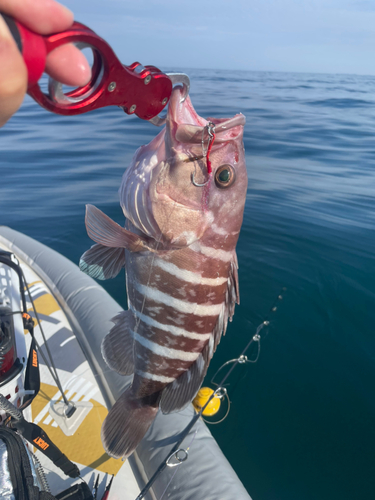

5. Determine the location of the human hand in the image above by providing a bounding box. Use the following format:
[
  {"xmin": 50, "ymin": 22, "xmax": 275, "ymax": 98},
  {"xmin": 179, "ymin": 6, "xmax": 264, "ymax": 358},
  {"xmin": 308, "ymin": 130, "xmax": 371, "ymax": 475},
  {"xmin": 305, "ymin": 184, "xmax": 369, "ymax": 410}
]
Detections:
[{"xmin": 0, "ymin": 0, "xmax": 91, "ymax": 127}]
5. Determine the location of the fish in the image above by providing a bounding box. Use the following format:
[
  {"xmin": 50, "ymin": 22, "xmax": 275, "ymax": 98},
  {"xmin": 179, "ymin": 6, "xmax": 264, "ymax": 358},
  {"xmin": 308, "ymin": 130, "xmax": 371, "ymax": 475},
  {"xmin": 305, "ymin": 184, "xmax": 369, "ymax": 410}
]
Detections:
[{"xmin": 79, "ymin": 86, "xmax": 248, "ymax": 459}]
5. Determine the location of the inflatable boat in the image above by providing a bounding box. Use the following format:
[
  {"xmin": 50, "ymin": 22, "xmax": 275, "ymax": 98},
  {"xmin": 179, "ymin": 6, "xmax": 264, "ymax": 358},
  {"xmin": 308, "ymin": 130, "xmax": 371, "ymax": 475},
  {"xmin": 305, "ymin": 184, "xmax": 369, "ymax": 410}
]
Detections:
[{"xmin": 0, "ymin": 226, "xmax": 250, "ymax": 500}]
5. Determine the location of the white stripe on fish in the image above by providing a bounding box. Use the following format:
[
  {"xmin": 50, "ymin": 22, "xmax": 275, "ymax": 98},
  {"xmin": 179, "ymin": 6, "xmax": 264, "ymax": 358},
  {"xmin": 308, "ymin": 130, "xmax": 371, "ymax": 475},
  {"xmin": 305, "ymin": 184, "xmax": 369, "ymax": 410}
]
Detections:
[
  {"xmin": 210, "ymin": 223, "xmax": 229, "ymax": 236},
  {"xmin": 135, "ymin": 370, "xmax": 175, "ymax": 383},
  {"xmin": 211, "ymin": 223, "xmax": 240, "ymax": 237},
  {"xmin": 133, "ymin": 331, "xmax": 200, "ymax": 361},
  {"xmin": 142, "ymin": 187, "xmax": 158, "ymax": 236},
  {"xmin": 190, "ymin": 242, "xmax": 234, "ymax": 262},
  {"xmin": 134, "ymin": 182, "xmax": 148, "ymax": 235},
  {"xmin": 134, "ymin": 282, "xmax": 223, "ymax": 316},
  {"xmin": 129, "ymin": 303, "xmax": 212, "ymax": 341},
  {"xmin": 154, "ymin": 258, "xmax": 228, "ymax": 286}
]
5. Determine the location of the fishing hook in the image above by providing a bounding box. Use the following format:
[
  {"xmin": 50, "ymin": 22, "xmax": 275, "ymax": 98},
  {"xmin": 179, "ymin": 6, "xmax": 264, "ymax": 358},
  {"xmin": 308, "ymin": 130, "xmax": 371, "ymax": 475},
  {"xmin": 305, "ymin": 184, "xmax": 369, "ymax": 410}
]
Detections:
[
  {"xmin": 191, "ymin": 171, "xmax": 210, "ymax": 187},
  {"xmin": 202, "ymin": 122, "xmax": 215, "ymax": 157},
  {"xmin": 191, "ymin": 121, "xmax": 216, "ymax": 186}
]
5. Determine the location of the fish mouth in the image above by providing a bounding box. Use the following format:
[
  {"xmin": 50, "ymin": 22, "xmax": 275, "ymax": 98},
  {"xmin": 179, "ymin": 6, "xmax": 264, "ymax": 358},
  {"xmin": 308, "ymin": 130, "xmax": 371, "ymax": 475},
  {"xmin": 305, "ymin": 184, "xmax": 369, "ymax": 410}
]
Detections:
[
  {"xmin": 167, "ymin": 87, "xmax": 246, "ymax": 145},
  {"xmin": 168, "ymin": 86, "xmax": 207, "ymax": 130}
]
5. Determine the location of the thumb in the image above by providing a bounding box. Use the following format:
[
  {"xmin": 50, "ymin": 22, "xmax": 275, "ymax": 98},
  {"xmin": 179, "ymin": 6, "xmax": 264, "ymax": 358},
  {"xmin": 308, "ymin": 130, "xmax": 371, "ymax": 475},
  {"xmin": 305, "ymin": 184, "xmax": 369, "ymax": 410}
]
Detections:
[{"xmin": 0, "ymin": 14, "xmax": 27, "ymax": 127}]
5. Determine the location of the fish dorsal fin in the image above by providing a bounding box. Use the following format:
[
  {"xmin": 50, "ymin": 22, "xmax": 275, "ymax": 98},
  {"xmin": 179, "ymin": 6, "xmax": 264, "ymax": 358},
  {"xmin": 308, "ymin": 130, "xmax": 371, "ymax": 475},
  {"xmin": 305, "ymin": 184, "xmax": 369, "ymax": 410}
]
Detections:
[
  {"xmin": 101, "ymin": 311, "xmax": 135, "ymax": 376},
  {"xmin": 79, "ymin": 244, "xmax": 125, "ymax": 280},
  {"xmin": 219, "ymin": 256, "xmax": 239, "ymax": 339},
  {"xmin": 85, "ymin": 204, "xmax": 151, "ymax": 252}
]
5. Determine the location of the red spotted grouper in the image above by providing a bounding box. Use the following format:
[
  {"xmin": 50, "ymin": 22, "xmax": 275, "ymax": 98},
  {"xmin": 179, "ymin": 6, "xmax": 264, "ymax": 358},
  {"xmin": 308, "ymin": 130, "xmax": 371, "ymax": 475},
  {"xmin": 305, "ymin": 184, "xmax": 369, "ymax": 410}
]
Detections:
[{"xmin": 80, "ymin": 87, "xmax": 247, "ymax": 458}]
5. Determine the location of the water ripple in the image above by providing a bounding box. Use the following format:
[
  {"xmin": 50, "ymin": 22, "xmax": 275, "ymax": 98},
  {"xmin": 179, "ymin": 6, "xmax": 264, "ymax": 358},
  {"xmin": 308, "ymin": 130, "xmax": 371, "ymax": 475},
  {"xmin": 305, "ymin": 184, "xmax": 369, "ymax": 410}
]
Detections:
[{"xmin": 1, "ymin": 69, "xmax": 375, "ymax": 500}]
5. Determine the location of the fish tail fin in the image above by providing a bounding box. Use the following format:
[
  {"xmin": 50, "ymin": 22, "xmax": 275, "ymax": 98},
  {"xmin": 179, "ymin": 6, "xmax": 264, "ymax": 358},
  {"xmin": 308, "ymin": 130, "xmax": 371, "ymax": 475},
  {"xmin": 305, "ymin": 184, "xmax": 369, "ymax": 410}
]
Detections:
[{"xmin": 101, "ymin": 387, "xmax": 158, "ymax": 459}]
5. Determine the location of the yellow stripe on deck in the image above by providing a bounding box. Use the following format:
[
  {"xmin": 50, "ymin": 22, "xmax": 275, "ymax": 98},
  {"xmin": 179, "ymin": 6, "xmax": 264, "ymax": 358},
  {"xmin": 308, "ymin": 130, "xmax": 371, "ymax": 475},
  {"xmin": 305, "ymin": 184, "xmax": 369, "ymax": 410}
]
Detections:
[
  {"xmin": 31, "ymin": 293, "xmax": 60, "ymax": 317},
  {"xmin": 27, "ymin": 280, "xmax": 43, "ymax": 288},
  {"xmin": 25, "ymin": 283, "xmax": 61, "ymax": 329},
  {"xmin": 32, "ymin": 383, "xmax": 122, "ymax": 475}
]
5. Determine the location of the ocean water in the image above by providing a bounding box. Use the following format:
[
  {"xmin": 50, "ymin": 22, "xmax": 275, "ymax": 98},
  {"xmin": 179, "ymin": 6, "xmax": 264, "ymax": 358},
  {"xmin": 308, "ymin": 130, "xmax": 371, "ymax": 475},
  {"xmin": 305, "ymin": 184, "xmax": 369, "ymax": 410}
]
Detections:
[{"xmin": 1, "ymin": 69, "xmax": 375, "ymax": 500}]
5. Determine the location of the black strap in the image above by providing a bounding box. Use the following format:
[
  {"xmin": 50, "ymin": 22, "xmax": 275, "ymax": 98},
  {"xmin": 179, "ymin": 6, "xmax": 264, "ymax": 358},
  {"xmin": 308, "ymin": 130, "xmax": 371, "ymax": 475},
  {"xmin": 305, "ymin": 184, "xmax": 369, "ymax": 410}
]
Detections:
[
  {"xmin": 12, "ymin": 418, "xmax": 80, "ymax": 478},
  {"xmin": 22, "ymin": 315, "xmax": 41, "ymax": 408},
  {"xmin": 55, "ymin": 483, "xmax": 93, "ymax": 500},
  {"xmin": 0, "ymin": 427, "xmax": 57, "ymax": 500},
  {"xmin": 0, "ymin": 427, "xmax": 28, "ymax": 499}
]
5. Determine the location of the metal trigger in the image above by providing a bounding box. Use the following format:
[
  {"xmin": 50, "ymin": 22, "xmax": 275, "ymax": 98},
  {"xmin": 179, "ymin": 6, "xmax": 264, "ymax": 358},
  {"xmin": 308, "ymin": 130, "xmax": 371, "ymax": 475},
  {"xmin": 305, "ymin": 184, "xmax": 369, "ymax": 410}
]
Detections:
[
  {"xmin": 149, "ymin": 73, "xmax": 191, "ymax": 127},
  {"xmin": 167, "ymin": 73, "xmax": 190, "ymax": 102}
]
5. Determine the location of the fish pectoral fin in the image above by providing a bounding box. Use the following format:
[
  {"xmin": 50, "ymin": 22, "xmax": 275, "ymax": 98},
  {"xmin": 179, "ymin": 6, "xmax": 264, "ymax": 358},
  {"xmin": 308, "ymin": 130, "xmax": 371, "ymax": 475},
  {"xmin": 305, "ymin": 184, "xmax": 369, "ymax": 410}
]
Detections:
[
  {"xmin": 101, "ymin": 311, "xmax": 135, "ymax": 375},
  {"xmin": 85, "ymin": 204, "xmax": 151, "ymax": 252},
  {"xmin": 160, "ymin": 337, "xmax": 213, "ymax": 414},
  {"xmin": 80, "ymin": 244, "xmax": 125, "ymax": 280}
]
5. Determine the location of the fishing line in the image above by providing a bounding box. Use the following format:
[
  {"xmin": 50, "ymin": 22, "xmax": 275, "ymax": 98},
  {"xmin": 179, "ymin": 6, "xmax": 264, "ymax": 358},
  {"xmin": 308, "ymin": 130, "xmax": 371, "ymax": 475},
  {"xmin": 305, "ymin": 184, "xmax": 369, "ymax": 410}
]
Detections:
[
  {"xmin": 158, "ymin": 430, "xmax": 197, "ymax": 500},
  {"xmin": 0, "ymin": 252, "xmax": 70, "ymax": 409},
  {"xmin": 132, "ymin": 159, "xmax": 173, "ymax": 336},
  {"xmin": 192, "ymin": 122, "xmax": 216, "ymax": 186},
  {"xmin": 134, "ymin": 287, "xmax": 287, "ymax": 500},
  {"xmin": 202, "ymin": 122, "xmax": 216, "ymax": 175},
  {"xmin": 220, "ymin": 352, "xmax": 256, "ymax": 400},
  {"xmin": 22, "ymin": 270, "xmax": 72, "ymax": 409},
  {"xmin": 201, "ymin": 392, "xmax": 231, "ymax": 425},
  {"xmin": 132, "ymin": 129, "xmax": 212, "ymax": 332},
  {"xmin": 210, "ymin": 335, "xmax": 261, "ymax": 388}
]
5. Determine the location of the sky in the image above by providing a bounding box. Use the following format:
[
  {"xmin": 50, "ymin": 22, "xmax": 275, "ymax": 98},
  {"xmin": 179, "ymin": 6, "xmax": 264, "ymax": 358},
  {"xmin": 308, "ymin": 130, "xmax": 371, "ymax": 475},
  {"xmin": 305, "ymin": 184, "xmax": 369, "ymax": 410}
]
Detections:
[{"xmin": 62, "ymin": 0, "xmax": 375, "ymax": 76}]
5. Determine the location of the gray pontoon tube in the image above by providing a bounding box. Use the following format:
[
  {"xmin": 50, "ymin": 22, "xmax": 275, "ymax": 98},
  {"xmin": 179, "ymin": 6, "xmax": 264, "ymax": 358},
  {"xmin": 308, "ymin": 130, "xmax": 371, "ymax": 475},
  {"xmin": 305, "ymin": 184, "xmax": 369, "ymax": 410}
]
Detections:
[{"xmin": 0, "ymin": 226, "xmax": 251, "ymax": 500}]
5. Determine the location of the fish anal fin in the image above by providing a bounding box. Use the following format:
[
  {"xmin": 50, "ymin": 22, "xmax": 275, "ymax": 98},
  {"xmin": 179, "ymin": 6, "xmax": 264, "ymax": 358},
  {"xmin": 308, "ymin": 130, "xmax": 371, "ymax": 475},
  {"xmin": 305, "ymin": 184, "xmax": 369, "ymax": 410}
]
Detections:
[
  {"xmin": 160, "ymin": 337, "xmax": 213, "ymax": 414},
  {"xmin": 85, "ymin": 204, "xmax": 151, "ymax": 252},
  {"xmin": 79, "ymin": 244, "xmax": 125, "ymax": 280},
  {"xmin": 101, "ymin": 311, "xmax": 135, "ymax": 375}
]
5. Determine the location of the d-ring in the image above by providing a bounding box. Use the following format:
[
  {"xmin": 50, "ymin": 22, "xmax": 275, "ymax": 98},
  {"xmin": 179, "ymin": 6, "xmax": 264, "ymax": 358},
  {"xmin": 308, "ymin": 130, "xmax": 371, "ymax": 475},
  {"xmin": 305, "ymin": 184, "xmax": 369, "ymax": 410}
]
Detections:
[{"xmin": 191, "ymin": 172, "xmax": 209, "ymax": 187}]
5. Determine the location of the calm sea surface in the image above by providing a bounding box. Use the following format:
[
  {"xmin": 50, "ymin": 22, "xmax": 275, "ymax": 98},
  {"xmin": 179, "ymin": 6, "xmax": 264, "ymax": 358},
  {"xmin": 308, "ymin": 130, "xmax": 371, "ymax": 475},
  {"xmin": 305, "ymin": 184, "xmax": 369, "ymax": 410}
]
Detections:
[{"xmin": 1, "ymin": 70, "xmax": 375, "ymax": 500}]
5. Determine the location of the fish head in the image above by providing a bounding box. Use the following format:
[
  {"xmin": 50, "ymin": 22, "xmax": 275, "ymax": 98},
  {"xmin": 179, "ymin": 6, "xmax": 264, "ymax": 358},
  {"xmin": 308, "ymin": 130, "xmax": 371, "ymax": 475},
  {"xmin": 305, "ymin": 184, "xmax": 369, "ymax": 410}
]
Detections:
[{"xmin": 120, "ymin": 87, "xmax": 247, "ymax": 247}]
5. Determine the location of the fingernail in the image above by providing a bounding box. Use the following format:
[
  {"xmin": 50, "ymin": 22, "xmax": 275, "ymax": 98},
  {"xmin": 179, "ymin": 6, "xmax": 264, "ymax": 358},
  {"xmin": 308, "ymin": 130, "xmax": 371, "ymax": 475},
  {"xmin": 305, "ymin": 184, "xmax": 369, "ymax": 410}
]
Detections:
[
  {"xmin": 56, "ymin": 2, "xmax": 74, "ymax": 23},
  {"xmin": 0, "ymin": 14, "xmax": 12, "ymax": 40}
]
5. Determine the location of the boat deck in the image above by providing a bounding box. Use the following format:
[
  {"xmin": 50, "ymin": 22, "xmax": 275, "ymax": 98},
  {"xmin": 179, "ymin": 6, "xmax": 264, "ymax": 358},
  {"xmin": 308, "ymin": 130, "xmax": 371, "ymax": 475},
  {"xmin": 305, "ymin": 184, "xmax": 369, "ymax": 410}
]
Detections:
[{"xmin": 0, "ymin": 242, "xmax": 140, "ymax": 499}]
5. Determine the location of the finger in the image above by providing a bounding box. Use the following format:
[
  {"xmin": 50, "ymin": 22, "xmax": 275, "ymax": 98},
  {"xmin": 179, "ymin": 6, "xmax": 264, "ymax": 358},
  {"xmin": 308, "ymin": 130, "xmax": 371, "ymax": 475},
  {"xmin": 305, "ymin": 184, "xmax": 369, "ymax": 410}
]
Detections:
[
  {"xmin": 0, "ymin": 0, "xmax": 73, "ymax": 35},
  {"xmin": 0, "ymin": 15, "xmax": 27, "ymax": 127},
  {"xmin": 46, "ymin": 44, "xmax": 91, "ymax": 87}
]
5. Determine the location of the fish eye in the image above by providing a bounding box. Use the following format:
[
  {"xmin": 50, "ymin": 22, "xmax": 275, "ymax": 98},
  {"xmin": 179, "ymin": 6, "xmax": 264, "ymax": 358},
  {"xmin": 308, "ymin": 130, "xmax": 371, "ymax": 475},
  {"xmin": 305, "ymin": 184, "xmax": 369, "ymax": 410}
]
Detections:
[{"xmin": 215, "ymin": 164, "xmax": 235, "ymax": 188}]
